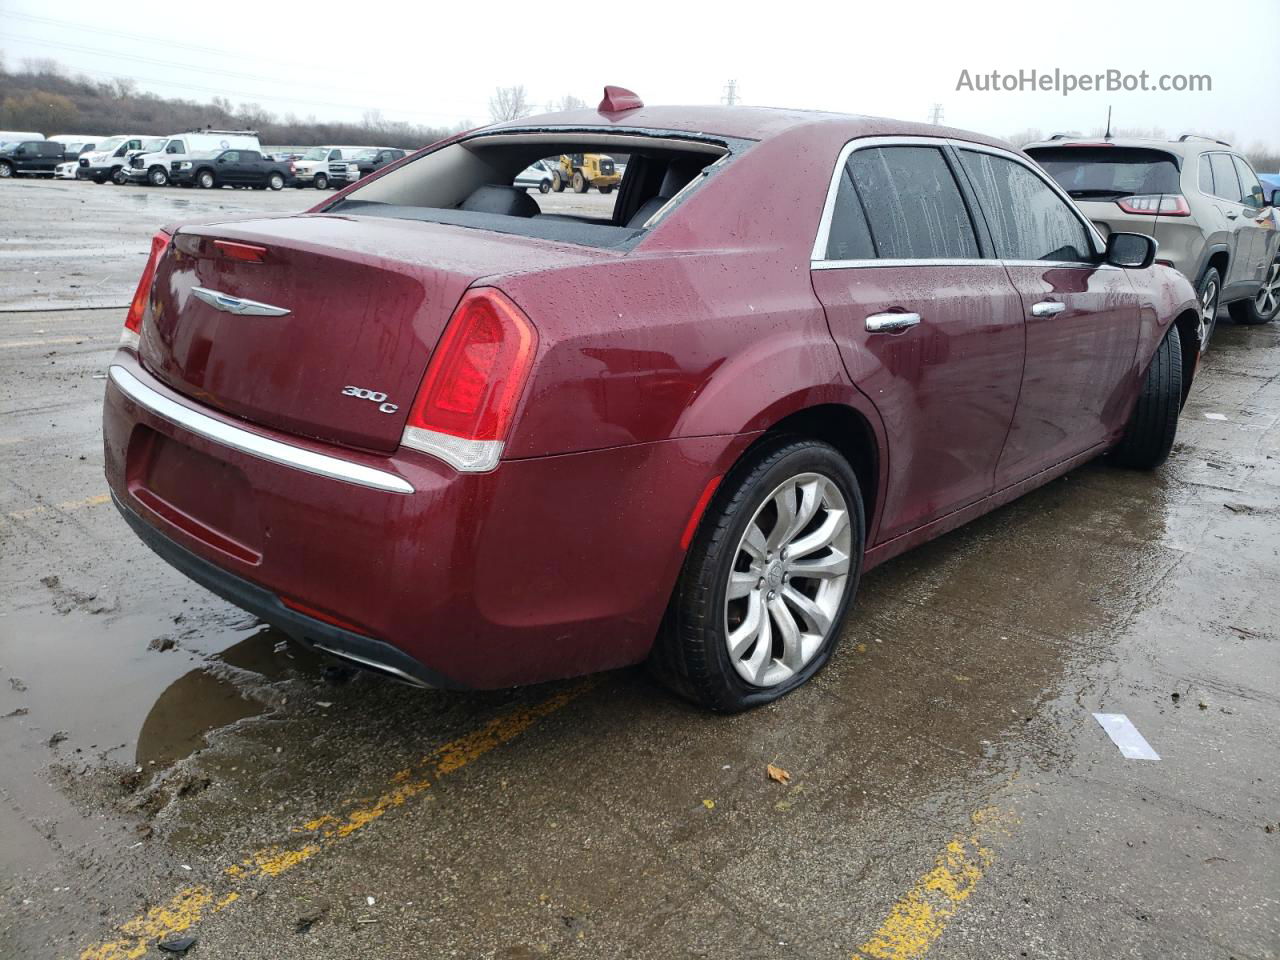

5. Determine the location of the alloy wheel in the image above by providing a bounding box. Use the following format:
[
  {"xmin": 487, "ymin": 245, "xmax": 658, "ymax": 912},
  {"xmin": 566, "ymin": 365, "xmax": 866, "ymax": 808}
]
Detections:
[
  {"xmin": 724, "ymin": 473, "xmax": 852, "ymax": 687},
  {"xmin": 1199, "ymin": 276, "xmax": 1219, "ymax": 348},
  {"xmin": 1256, "ymin": 262, "xmax": 1280, "ymax": 318}
]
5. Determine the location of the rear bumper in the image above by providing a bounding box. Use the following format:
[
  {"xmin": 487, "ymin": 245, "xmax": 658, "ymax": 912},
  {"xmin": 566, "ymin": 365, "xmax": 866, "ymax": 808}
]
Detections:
[{"xmin": 103, "ymin": 350, "xmax": 742, "ymax": 689}]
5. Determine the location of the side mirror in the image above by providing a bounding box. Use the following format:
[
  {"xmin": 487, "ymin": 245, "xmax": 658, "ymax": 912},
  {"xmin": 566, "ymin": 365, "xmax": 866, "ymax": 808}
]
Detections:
[
  {"xmin": 1106, "ymin": 232, "xmax": 1156, "ymax": 269},
  {"xmin": 217, "ymin": 158, "xmax": 227, "ymax": 164}
]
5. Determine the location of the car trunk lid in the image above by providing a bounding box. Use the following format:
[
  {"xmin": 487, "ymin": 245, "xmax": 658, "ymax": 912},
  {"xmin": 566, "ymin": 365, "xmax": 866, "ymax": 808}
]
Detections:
[{"xmin": 140, "ymin": 214, "xmax": 610, "ymax": 453}]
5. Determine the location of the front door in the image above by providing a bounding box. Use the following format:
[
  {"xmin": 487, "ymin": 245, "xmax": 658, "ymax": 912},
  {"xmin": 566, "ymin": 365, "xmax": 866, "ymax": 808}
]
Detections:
[
  {"xmin": 810, "ymin": 142, "xmax": 1026, "ymax": 543},
  {"xmin": 955, "ymin": 148, "xmax": 1141, "ymax": 487}
]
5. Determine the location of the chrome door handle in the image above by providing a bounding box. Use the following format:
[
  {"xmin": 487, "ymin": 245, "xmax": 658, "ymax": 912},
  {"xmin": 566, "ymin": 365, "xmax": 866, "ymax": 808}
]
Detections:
[
  {"xmin": 865, "ymin": 312, "xmax": 921, "ymax": 332},
  {"xmin": 1031, "ymin": 301, "xmax": 1066, "ymax": 318}
]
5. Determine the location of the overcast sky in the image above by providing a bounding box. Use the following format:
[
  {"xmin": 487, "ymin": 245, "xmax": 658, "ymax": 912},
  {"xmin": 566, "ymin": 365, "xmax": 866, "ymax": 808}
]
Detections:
[{"xmin": 2, "ymin": 0, "xmax": 1278, "ymax": 153}]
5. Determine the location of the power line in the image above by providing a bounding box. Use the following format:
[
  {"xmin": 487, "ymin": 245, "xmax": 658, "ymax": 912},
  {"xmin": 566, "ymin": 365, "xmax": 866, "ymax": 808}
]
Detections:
[
  {"xmin": 721, "ymin": 80, "xmax": 739, "ymax": 106},
  {"xmin": 928, "ymin": 103, "xmax": 944, "ymax": 125}
]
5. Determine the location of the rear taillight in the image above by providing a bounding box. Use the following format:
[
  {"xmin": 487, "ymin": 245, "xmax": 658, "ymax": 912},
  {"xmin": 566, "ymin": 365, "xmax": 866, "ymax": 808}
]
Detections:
[
  {"xmin": 121, "ymin": 231, "xmax": 171, "ymax": 348},
  {"xmin": 1116, "ymin": 194, "xmax": 1191, "ymax": 217},
  {"xmin": 400, "ymin": 288, "xmax": 537, "ymax": 473}
]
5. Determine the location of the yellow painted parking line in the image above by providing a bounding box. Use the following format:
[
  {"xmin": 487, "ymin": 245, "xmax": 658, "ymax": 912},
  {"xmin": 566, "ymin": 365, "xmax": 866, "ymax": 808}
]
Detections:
[
  {"xmin": 853, "ymin": 806, "xmax": 1014, "ymax": 960},
  {"xmin": 79, "ymin": 681, "xmax": 594, "ymax": 960},
  {"xmin": 5, "ymin": 493, "xmax": 110, "ymax": 522}
]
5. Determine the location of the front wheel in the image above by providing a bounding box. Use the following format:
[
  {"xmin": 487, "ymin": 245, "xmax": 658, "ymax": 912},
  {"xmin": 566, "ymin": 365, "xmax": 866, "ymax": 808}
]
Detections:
[
  {"xmin": 598, "ymin": 184, "xmax": 613, "ymax": 194},
  {"xmin": 148, "ymin": 166, "xmax": 168, "ymax": 187},
  {"xmin": 651, "ymin": 439, "xmax": 864, "ymax": 712},
  {"xmin": 538, "ymin": 179, "xmax": 551, "ymax": 194},
  {"xmin": 571, "ymin": 171, "xmax": 588, "ymax": 193},
  {"xmin": 111, "ymin": 167, "xmax": 127, "ymax": 185},
  {"xmin": 551, "ymin": 171, "xmax": 565, "ymax": 192},
  {"xmin": 313, "ymin": 173, "xmax": 328, "ymax": 190},
  {"xmin": 0, "ymin": 162, "xmax": 12, "ymax": 178},
  {"xmin": 1228, "ymin": 258, "xmax": 1280, "ymax": 325},
  {"xmin": 1110, "ymin": 324, "xmax": 1183, "ymax": 469}
]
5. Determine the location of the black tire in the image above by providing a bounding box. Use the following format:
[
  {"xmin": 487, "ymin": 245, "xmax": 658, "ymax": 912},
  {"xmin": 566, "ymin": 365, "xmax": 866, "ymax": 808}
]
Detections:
[
  {"xmin": 0, "ymin": 161, "xmax": 12, "ymax": 179},
  {"xmin": 111, "ymin": 167, "xmax": 127, "ymax": 185},
  {"xmin": 313, "ymin": 173, "xmax": 328, "ymax": 190},
  {"xmin": 538, "ymin": 179, "xmax": 551, "ymax": 194},
  {"xmin": 92, "ymin": 177, "xmax": 106, "ymax": 184},
  {"xmin": 268, "ymin": 172, "xmax": 284, "ymax": 191},
  {"xmin": 598, "ymin": 184, "xmax": 613, "ymax": 195},
  {"xmin": 650, "ymin": 438, "xmax": 865, "ymax": 712},
  {"xmin": 1111, "ymin": 324, "xmax": 1183, "ymax": 469},
  {"xmin": 1195, "ymin": 267, "xmax": 1220, "ymax": 350},
  {"xmin": 551, "ymin": 171, "xmax": 565, "ymax": 192},
  {"xmin": 571, "ymin": 171, "xmax": 588, "ymax": 193},
  {"xmin": 1227, "ymin": 257, "xmax": 1280, "ymax": 325},
  {"xmin": 196, "ymin": 170, "xmax": 215, "ymax": 189},
  {"xmin": 148, "ymin": 166, "xmax": 168, "ymax": 187}
]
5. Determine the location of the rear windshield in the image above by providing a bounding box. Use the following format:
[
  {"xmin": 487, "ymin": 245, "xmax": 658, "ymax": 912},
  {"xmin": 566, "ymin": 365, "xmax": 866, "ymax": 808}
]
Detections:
[
  {"xmin": 1028, "ymin": 147, "xmax": 1181, "ymax": 200},
  {"xmin": 324, "ymin": 130, "xmax": 734, "ymax": 249}
]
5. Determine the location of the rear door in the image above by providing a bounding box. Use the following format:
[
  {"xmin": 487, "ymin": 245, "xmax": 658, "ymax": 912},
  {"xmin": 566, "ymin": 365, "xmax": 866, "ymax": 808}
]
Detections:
[
  {"xmin": 810, "ymin": 140, "xmax": 1026, "ymax": 543},
  {"xmin": 955, "ymin": 147, "xmax": 1140, "ymax": 487},
  {"xmin": 1206, "ymin": 152, "xmax": 1253, "ymax": 286}
]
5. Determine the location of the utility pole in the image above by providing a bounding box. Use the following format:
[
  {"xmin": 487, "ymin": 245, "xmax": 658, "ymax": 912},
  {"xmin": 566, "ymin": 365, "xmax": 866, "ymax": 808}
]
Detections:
[
  {"xmin": 928, "ymin": 103, "xmax": 944, "ymax": 125},
  {"xmin": 722, "ymin": 80, "xmax": 739, "ymax": 106}
]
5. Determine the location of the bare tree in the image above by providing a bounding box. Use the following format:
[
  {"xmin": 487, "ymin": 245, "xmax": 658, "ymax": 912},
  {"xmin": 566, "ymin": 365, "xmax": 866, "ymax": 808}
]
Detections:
[
  {"xmin": 112, "ymin": 77, "xmax": 138, "ymax": 99},
  {"xmin": 557, "ymin": 95, "xmax": 587, "ymax": 112},
  {"xmin": 488, "ymin": 85, "xmax": 533, "ymax": 123}
]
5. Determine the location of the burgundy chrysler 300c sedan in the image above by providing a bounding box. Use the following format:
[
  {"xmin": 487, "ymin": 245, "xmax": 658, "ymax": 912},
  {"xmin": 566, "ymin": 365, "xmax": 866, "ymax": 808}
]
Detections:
[{"xmin": 103, "ymin": 90, "xmax": 1201, "ymax": 711}]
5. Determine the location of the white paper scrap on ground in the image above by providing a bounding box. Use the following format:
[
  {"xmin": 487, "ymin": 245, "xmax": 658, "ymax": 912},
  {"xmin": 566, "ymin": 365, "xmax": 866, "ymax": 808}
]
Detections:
[
  {"xmin": 1093, "ymin": 713, "xmax": 1161, "ymax": 761},
  {"xmin": 1204, "ymin": 413, "xmax": 1228, "ymax": 421}
]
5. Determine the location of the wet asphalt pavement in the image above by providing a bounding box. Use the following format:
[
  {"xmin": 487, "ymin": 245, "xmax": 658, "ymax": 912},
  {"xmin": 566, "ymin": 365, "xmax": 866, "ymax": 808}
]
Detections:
[{"xmin": 2, "ymin": 179, "xmax": 1278, "ymax": 960}]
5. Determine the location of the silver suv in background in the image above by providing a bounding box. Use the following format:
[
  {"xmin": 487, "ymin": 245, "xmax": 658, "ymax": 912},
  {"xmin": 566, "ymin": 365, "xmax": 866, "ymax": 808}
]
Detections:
[{"xmin": 1026, "ymin": 135, "xmax": 1280, "ymax": 348}]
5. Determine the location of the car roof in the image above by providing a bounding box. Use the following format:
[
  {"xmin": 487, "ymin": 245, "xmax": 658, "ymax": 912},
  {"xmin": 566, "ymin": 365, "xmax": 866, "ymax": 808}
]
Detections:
[{"xmin": 486, "ymin": 104, "xmax": 1013, "ymax": 151}]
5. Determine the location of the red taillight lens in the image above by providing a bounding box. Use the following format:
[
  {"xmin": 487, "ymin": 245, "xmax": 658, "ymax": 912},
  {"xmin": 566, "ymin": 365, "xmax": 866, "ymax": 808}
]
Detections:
[
  {"xmin": 122, "ymin": 231, "xmax": 171, "ymax": 343},
  {"xmin": 401, "ymin": 288, "xmax": 537, "ymax": 472},
  {"xmin": 1116, "ymin": 194, "xmax": 1191, "ymax": 217}
]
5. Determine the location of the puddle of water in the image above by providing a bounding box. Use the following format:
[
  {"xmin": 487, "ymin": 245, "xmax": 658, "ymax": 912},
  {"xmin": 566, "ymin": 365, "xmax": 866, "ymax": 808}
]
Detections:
[{"xmin": 136, "ymin": 668, "xmax": 262, "ymax": 769}]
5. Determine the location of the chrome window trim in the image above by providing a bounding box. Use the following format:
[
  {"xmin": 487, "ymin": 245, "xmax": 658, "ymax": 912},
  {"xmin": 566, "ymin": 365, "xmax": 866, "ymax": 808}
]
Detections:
[
  {"xmin": 108, "ymin": 365, "xmax": 415, "ymax": 495},
  {"xmin": 811, "ymin": 135, "xmax": 1108, "ymax": 268}
]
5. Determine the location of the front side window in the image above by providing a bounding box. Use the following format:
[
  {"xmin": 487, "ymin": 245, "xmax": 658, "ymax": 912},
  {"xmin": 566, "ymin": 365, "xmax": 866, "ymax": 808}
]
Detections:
[
  {"xmin": 222, "ymin": 151, "xmax": 239, "ymax": 162},
  {"xmin": 1209, "ymin": 153, "xmax": 1242, "ymax": 203},
  {"xmin": 167, "ymin": 140, "xmax": 185, "ymax": 154},
  {"xmin": 844, "ymin": 146, "xmax": 979, "ymax": 260},
  {"xmin": 959, "ymin": 150, "xmax": 1093, "ymax": 263},
  {"xmin": 1231, "ymin": 155, "xmax": 1265, "ymax": 209}
]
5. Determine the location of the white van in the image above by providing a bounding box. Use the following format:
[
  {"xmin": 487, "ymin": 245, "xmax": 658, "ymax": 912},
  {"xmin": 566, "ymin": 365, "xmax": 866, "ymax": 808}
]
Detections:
[
  {"xmin": 0, "ymin": 130, "xmax": 44, "ymax": 150},
  {"xmin": 80, "ymin": 135, "xmax": 152, "ymax": 184},
  {"xmin": 48, "ymin": 134, "xmax": 105, "ymax": 161},
  {"xmin": 291, "ymin": 146, "xmax": 374, "ymax": 189},
  {"xmin": 123, "ymin": 130, "xmax": 261, "ymax": 187}
]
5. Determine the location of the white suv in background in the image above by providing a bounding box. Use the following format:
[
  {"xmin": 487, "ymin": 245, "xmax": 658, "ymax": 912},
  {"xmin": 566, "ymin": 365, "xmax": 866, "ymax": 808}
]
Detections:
[{"xmin": 292, "ymin": 146, "xmax": 372, "ymax": 189}]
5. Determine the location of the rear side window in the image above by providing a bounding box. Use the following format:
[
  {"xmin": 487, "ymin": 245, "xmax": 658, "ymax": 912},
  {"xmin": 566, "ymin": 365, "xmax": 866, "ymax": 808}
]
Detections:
[
  {"xmin": 825, "ymin": 168, "xmax": 876, "ymax": 260},
  {"xmin": 844, "ymin": 146, "xmax": 979, "ymax": 259},
  {"xmin": 1209, "ymin": 153, "xmax": 1242, "ymax": 202},
  {"xmin": 1028, "ymin": 147, "xmax": 1180, "ymax": 199},
  {"xmin": 1198, "ymin": 156, "xmax": 1214, "ymax": 195},
  {"xmin": 959, "ymin": 150, "xmax": 1093, "ymax": 263}
]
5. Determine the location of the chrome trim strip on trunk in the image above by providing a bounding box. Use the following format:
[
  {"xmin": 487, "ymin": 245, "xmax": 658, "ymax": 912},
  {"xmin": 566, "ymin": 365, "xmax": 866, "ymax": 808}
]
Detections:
[{"xmin": 108, "ymin": 365, "xmax": 415, "ymax": 494}]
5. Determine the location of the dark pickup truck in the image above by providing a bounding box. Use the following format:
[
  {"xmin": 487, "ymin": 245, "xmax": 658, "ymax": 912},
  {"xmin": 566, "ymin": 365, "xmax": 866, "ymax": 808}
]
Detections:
[
  {"xmin": 326, "ymin": 147, "xmax": 407, "ymax": 187},
  {"xmin": 0, "ymin": 140, "xmax": 65, "ymax": 179},
  {"xmin": 170, "ymin": 149, "xmax": 294, "ymax": 190}
]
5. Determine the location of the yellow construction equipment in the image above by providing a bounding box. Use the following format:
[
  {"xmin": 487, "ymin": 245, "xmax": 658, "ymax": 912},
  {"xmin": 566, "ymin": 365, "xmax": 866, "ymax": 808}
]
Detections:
[{"xmin": 550, "ymin": 153, "xmax": 621, "ymax": 194}]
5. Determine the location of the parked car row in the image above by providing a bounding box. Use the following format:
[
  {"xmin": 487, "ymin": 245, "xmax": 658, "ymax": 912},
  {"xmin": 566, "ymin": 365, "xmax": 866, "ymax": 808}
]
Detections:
[{"xmin": 1, "ymin": 128, "xmax": 409, "ymax": 191}]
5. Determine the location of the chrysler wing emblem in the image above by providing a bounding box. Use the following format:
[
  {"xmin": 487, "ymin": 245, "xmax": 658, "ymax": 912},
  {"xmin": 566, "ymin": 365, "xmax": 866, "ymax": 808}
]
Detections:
[{"xmin": 191, "ymin": 286, "xmax": 291, "ymax": 317}]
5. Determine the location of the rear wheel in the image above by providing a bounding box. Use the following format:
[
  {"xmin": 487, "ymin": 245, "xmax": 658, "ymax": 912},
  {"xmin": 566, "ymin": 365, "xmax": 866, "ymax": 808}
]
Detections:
[
  {"xmin": 651, "ymin": 438, "xmax": 864, "ymax": 712},
  {"xmin": 538, "ymin": 178, "xmax": 551, "ymax": 194},
  {"xmin": 571, "ymin": 171, "xmax": 587, "ymax": 193},
  {"xmin": 551, "ymin": 171, "xmax": 565, "ymax": 192},
  {"xmin": 1228, "ymin": 258, "xmax": 1280, "ymax": 325},
  {"xmin": 1195, "ymin": 267, "xmax": 1220, "ymax": 350},
  {"xmin": 313, "ymin": 173, "xmax": 328, "ymax": 190},
  {"xmin": 1111, "ymin": 324, "xmax": 1183, "ymax": 469},
  {"xmin": 196, "ymin": 170, "xmax": 215, "ymax": 189},
  {"xmin": 598, "ymin": 184, "xmax": 613, "ymax": 194},
  {"xmin": 268, "ymin": 172, "xmax": 284, "ymax": 190}
]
